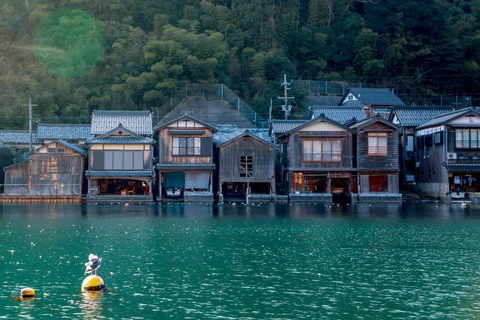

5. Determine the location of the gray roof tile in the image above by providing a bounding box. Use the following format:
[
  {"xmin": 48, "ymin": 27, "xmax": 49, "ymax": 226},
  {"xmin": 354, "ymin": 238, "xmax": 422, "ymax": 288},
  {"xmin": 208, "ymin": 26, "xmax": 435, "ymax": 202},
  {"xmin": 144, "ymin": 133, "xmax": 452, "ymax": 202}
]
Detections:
[
  {"xmin": 85, "ymin": 170, "xmax": 155, "ymax": 177},
  {"xmin": 156, "ymin": 163, "xmax": 216, "ymax": 170},
  {"xmin": 416, "ymin": 107, "xmax": 480, "ymax": 130},
  {"xmin": 91, "ymin": 110, "xmax": 153, "ymax": 136},
  {"xmin": 0, "ymin": 130, "xmax": 40, "ymax": 144},
  {"xmin": 347, "ymin": 88, "xmax": 405, "ymax": 106},
  {"xmin": 271, "ymin": 120, "xmax": 307, "ymax": 134},
  {"xmin": 392, "ymin": 106, "xmax": 454, "ymax": 127},
  {"xmin": 37, "ymin": 124, "xmax": 91, "ymax": 140},
  {"xmin": 311, "ymin": 106, "xmax": 366, "ymax": 123}
]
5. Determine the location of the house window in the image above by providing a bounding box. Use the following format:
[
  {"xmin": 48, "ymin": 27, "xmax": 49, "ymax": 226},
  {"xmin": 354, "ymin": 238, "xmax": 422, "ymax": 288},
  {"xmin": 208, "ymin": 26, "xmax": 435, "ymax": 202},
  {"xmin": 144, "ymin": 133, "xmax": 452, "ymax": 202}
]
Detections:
[
  {"xmin": 456, "ymin": 129, "xmax": 480, "ymax": 149},
  {"xmin": 405, "ymin": 135, "xmax": 414, "ymax": 152},
  {"xmin": 240, "ymin": 156, "xmax": 253, "ymax": 177},
  {"xmin": 303, "ymin": 140, "xmax": 342, "ymax": 162},
  {"xmin": 434, "ymin": 132, "xmax": 443, "ymax": 144},
  {"xmin": 368, "ymin": 133, "xmax": 388, "ymax": 155},
  {"xmin": 172, "ymin": 137, "xmax": 201, "ymax": 155},
  {"xmin": 48, "ymin": 148, "xmax": 65, "ymax": 153}
]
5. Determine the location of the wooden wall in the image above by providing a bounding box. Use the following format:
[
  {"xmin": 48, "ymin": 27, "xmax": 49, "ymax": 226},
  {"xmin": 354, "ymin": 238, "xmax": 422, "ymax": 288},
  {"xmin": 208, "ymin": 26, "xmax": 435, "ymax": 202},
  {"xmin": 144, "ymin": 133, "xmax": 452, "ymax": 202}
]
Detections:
[
  {"xmin": 158, "ymin": 128, "xmax": 214, "ymax": 164},
  {"xmin": 287, "ymin": 131, "xmax": 353, "ymax": 169},
  {"xmin": 356, "ymin": 122, "xmax": 399, "ymax": 171},
  {"xmin": 219, "ymin": 136, "xmax": 275, "ymax": 182}
]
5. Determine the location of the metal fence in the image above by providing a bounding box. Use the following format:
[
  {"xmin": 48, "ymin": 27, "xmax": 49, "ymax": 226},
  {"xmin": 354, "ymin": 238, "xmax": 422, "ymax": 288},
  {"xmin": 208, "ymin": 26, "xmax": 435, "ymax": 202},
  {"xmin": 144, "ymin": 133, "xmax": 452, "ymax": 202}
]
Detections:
[{"xmin": 158, "ymin": 84, "xmax": 268, "ymax": 128}]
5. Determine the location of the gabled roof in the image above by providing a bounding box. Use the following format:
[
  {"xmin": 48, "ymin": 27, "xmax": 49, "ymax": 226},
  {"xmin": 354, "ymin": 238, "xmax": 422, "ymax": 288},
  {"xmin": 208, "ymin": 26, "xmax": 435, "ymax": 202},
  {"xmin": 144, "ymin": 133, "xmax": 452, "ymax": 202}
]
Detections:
[
  {"xmin": 416, "ymin": 107, "xmax": 480, "ymax": 130},
  {"xmin": 90, "ymin": 110, "xmax": 152, "ymax": 136},
  {"xmin": 214, "ymin": 127, "xmax": 273, "ymax": 148},
  {"xmin": 286, "ymin": 115, "xmax": 353, "ymax": 135},
  {"xmin": 86, "ymin": 124, "xmax": 155, "ymax": 145},
  {"xmin": 310, "ymin": 106, "xmax": 367, "ymax": 123},
  {"xmin": 349, "ymin": 114, "xmax": 400, "ymax": 130},
  {"xmin": 343, "ymin": 88, "xmax": 405, "ymax": 106},
  {"xmin": 154, "ymin": 114, "xmax": 218, "ymax": 132},
  {"xmin": 271, "ymin": 120, "xmax": 308, "ymax": 135},
  {"xmin": 37, "ymin": 124, "xmax": 91, "ymax": 140},
  {"xmin": 28, "ymin": 140, "xmax": 87, "ymax": 156},
  {"xmin": 0, "ymin": 130, "xmax": 40, "ymax": 144},
  {"xmin": 390, "ymin": 106, "xmax": 455, "ymax": 127}
]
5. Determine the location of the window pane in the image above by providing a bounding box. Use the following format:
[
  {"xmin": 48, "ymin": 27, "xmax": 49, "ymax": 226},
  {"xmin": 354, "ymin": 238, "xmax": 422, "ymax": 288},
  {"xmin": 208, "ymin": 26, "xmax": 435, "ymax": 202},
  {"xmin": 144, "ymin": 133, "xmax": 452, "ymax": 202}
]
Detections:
[
  {"xmin": 113, "ymin": 151, "xmax": 123, "ymax": 170},
  {"xmin": 472, "ymin": 130, "xmax": 479, "ymax": 148},
  {"xmin": 179, "ymin": 138, "xmax": 186, "ymax": 155},
  {"xmin": 368, "ymin": 136, "xmax": 377, "ymax": 147},
  {"xmin": 456, "ymin": 130, "xmax": 463, "ymax": 148},
  {"xmin": 133, "ymin": 151, "xmax": 143, "ymax": 170},
  {"xmin": 173, "ymin": 138, "xmax": 179, "ymax": 155},
  {"xmin": 124, "ymin": 151, "xmax": 133, "ymax": 170},
  {"xmin": 406, "ymin": 135, "xmax": 414, "ymax": 152},
  {"xmin": 322, "ymin": 141, "xmax": 331, "ymax": 152},
  {"xmin": 332, "ymin": 141, "xmax": 341, "ymax": 152},
  {"xmin": 194, "ymin": 138, "xmax": 201, "ymax": 155},
  {"xmin": 104, "ymin": 151, "xmax": 113, "ymax": 170}
]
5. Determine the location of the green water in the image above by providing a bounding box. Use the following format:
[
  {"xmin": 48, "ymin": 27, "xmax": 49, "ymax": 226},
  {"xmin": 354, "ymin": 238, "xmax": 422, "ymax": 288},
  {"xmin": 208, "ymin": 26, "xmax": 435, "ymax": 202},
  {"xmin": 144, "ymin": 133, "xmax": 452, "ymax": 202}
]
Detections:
[{"xmin": 2, "ymin": 202, "xmax": 480, "ymax": 319}]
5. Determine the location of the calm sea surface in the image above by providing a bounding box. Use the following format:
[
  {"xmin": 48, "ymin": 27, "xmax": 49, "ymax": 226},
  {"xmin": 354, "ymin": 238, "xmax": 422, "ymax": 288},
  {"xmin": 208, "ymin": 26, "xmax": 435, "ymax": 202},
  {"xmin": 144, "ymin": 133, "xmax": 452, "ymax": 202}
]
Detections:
[{"xmin": 2, "ymin": 202, "xmax": 480, "ymax": 319}]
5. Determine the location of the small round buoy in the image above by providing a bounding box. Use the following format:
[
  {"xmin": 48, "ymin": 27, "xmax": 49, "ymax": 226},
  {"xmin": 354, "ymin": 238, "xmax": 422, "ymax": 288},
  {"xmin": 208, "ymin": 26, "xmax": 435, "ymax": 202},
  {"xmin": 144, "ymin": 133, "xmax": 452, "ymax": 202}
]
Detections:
[
  {"xmin": 21, "ymin": 287, "xmax": 35, "ymax": 298},
  {"xmin": 232, "ymin": 203, "xmax": 236, "ymax": 206},
  {"xmin": 125, "ymin": 203, "xmax": 129, "ymax": 207},
  {"xmin": 462, "ymin": 202, "xmax": 467, "ymax": 207},
  {"xmin": 81, "ymin": 275, "xmax": 105, "ymax": 291}
]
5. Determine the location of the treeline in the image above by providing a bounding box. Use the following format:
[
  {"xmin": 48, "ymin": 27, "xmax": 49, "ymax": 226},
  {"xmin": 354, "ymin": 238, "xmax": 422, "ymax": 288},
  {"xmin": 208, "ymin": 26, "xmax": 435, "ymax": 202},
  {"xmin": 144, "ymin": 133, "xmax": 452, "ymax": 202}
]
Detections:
[{"xmin": 1, "ymin": 0, "xmax": 479, "ymax": 128}]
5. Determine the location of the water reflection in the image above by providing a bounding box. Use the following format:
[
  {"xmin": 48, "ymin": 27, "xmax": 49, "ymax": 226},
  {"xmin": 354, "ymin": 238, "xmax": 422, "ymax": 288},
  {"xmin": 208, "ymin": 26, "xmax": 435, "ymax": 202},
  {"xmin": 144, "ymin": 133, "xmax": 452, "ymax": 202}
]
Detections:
[{"xmin": 79, "ymin": 291, "xmax": 103, "ymax": 320}]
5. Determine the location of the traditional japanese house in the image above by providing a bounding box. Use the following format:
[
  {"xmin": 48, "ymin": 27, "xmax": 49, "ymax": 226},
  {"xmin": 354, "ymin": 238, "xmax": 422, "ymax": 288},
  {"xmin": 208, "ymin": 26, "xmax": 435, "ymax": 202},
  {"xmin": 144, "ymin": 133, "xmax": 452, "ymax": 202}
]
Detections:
[
  {"xmin": 37, "ymin": 123, "xmax": 91, "ymax": 146},
  {"xmin": 214, "ymin": 126, "xmax": 276, "ymax": 203},
  {"xmin": 415, "ymin": 107, "xmax": 480, "ymax": 199},
  {"xmin": 154, "ymin": 114, "xmax": 217, "ymax": 202},
  {"xmin": 276, "ymin": 115, "xmax": 355, "ymax": 202},
  {"xmin": 85, "ymin": 111, "xmax": 155, "ymax": 202},
  {"xmin": 340, "ymin": 88, "xmax": 405, "ymax": 118},
  {"xmin": 389, "ymin": 106, "xmax": 454, "ymax": 188},
  {"xmin": 349, "ymin": 114, "xmax": 402, "ymax": 202},
  {"xmin": 3, "ymin": 140, "xmax": 87, "ymax": 201}
]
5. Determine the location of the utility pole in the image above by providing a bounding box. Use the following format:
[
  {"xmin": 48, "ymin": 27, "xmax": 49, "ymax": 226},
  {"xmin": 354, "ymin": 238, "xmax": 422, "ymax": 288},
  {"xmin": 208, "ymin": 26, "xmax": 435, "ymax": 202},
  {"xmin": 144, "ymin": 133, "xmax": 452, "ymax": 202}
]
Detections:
[
  {"xmin": 22, "ymin": 98, "xmax": 37, "ymax": 152},
  {"xmin": 278, "ymin": 74, "xmax": 294, "ymax": 120},
  {"xmin": 269, "ymin": 99, "xmax": 272, "ymax": 125}
]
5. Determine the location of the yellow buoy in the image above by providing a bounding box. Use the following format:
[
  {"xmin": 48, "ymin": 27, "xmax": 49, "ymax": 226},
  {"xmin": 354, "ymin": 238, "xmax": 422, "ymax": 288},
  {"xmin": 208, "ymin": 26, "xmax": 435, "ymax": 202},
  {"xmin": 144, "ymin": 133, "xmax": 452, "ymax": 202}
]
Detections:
[
  {"xmin": 81, "ymin": 275, "xmax": 105, "ymax": 291},
  {"xmin": 20, "ymin": 287, "xmax": 35, "ymax": 298}
]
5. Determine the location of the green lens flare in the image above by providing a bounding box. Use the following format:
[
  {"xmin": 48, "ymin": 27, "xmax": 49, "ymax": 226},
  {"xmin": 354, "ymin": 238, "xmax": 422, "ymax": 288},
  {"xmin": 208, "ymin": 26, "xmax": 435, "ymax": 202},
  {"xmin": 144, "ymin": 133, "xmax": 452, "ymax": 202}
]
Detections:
[{"xmin": 33, "ymin": 9, "xmax": 104, "ymax": 78}]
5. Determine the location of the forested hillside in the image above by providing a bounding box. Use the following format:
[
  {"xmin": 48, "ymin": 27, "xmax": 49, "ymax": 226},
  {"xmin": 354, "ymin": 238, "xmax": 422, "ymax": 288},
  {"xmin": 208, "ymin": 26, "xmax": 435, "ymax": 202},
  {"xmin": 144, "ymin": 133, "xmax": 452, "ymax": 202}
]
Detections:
[{"xmin": 0, "ymin": 0, "xmax": 479, "ymax": 128}]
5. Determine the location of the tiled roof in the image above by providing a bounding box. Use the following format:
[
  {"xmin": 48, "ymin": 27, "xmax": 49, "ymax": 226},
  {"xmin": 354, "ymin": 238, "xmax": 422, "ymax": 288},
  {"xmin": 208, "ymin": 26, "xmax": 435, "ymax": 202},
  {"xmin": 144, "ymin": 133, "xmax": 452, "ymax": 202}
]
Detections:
[
  {"xmin": 0, "ymin": 130, "xmax": 40, "ymax": 144},
  {"xmin": 348, "ymin": 88, "xmax": 405, "ymax": 106},
  {"xmin": 310, "ymin": 106, "xmax": 366, "ymax": 123},
  {"xmin": 90, "ymin": 110, "xmax": 153, "ymax": 136},
  {"xmin": 271, "ymin": 120, "xmax": 307, "ymax": 134},
  {"xmin": 213, "ymin": 126, "xmax": 271, "ymax": 146},
  {"xmin": 55, "ymin": 140, "xmax": 88, "ymax": 156},
  {"xmin": 85, "ymin": 170, "xmax": 155, "ymax": 177},
  {"xmin": 156, "ymin": 163, "xmax": 216, "ymax": 170},
  {"xmin": 86, "ymin": 137, "xmax": 155, "ymax": 145},
  {"xmin": 416, "ymin": 107, "xmax": 480, "ymax": 130},
  {"xmin": 392, "ymin": 106, "xmax": 454, "ymax": 127},
  {"xmin": 37, "ymin": 124, "xmax": 91, "ymax": 140},
  {"xmin": 349, "ymin": 114, "xmax": 400, "ymax": 130},
  {"xmin": 443, "ymin": 163, "xmax": 480, "ymax": 172}
]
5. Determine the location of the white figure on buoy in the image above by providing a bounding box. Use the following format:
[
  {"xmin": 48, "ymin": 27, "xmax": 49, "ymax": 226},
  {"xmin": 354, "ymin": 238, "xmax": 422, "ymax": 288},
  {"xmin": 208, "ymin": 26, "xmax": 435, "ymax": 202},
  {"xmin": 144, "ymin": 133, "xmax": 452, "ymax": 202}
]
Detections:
[
  {"xmin": 82, "ymin": 254, "xmax": 105, "ymax": 291},
  {"xmin": 85, "ymin": 254, "xmax": 102, "ymax": 275}
]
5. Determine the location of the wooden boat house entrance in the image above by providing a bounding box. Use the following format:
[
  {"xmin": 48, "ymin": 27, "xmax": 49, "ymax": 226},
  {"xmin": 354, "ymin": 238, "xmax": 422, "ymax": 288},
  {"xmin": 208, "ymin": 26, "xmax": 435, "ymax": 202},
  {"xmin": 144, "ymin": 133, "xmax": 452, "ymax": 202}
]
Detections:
[
  {"xmin": 90, "ymin": 178, "xmax": 151, "ymax": 196},
  {"xmin": 290, "ymin": 172, "xmax": 353, "ymax": 202}
]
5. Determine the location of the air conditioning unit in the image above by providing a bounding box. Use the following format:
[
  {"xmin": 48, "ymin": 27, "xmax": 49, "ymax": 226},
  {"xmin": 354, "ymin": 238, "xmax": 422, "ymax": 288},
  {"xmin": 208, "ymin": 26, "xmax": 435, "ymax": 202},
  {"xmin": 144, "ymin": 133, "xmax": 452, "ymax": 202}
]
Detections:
[{"xmin": 447, "ymin": 152, "xmax": 457, "ymax": 160}]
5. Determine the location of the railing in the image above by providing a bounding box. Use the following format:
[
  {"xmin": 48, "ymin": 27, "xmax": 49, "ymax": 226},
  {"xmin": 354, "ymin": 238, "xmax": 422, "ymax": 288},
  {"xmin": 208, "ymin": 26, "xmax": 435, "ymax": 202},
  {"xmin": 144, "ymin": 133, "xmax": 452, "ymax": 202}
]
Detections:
[
  {"xmin": 158, "ymin": 84, "xmax": 268, "ymax": 129},
  {"xmin": 3, "ymin": 183, "xmax": 82, "ymax": 195}
]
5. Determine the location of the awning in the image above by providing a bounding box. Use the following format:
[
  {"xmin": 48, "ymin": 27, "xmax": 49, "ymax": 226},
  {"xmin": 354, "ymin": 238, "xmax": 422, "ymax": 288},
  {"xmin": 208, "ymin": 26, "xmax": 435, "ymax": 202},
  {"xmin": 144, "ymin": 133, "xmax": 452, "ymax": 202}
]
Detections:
[
  {"xmin": 185, "ymin": 172, "xmax": 210, "ymax": 190},
  {"xmin": 442, "ymin": 163, "xmax": 480, "ymax": 172}
]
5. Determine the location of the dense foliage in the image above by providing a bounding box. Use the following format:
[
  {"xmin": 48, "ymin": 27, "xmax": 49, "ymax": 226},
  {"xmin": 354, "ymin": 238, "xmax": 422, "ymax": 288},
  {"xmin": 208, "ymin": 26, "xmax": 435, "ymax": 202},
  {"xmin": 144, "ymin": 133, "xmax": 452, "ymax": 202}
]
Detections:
[{"xmin": 0, "ymin": 0, "xmax": 479, "ymax": 127}]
